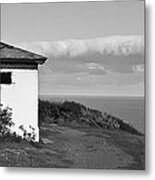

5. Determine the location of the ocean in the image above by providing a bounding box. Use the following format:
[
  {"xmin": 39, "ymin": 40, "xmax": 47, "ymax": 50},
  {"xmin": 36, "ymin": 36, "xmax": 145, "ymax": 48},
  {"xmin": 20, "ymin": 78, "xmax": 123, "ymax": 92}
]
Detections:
[{"xmin": 40, "ymin": 95, "xmax": 145, "ymax": 133}]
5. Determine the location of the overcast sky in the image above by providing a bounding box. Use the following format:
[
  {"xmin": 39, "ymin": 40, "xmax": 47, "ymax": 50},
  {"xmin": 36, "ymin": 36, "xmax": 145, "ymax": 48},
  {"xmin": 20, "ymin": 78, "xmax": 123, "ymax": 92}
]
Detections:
[{"xmin": 1, "ymin": 1, "xmax": 145, "ymax": 96}]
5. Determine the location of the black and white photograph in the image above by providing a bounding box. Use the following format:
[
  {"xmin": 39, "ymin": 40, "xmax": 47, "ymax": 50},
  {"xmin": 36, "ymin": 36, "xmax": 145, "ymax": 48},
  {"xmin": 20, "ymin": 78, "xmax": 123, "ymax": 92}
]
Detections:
[{"xmin": 0, "ymin": 0, "xmax": 145, "ymax": 169}]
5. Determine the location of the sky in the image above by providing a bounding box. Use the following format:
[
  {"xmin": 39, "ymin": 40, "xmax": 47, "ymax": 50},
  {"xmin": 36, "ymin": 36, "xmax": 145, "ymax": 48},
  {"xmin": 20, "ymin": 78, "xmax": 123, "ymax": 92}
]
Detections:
[{"xmin": 1, "ymin": 1, "xmax": 145, "ymax": 96}]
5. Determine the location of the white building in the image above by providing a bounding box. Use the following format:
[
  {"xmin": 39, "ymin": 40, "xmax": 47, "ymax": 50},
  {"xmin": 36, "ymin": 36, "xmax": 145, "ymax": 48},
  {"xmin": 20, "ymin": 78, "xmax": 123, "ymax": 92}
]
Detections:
[{"xmin": 0, "ymin": 42, "xmax": 47, "ymax": 141}]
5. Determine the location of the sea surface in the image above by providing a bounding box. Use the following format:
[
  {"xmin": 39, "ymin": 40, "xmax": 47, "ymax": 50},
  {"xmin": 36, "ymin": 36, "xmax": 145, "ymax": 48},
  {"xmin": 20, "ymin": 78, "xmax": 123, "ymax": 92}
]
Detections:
[{"xmin": 40, "ymin": 95, "xmax": 145, "ymax": 133}]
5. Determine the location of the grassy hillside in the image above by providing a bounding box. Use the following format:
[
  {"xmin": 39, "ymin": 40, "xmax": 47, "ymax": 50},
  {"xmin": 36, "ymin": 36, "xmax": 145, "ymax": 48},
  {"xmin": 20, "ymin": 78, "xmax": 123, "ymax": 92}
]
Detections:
[
  {"xmin": 0, "ymin": 100, "xmax": 145, "ymax": 169},
  {"xmin": 0, "ymin": 124, "xmax": 145, "ymax": 169},
  {"xmin": 38, "ymin": 100, "xmax": 143, "ymax": 136}
]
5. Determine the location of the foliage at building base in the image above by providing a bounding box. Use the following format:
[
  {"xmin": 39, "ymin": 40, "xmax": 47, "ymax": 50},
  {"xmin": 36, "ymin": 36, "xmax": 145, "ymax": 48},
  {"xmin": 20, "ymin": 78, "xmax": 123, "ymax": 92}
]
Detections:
[{"xmin": 0, "ymin": 104, "xmax": 36, "ymax": 143}]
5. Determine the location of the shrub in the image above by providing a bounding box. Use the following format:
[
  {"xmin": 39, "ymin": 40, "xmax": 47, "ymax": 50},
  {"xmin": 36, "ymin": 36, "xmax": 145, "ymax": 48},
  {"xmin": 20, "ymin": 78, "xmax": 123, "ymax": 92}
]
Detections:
[
  {"xmin": 0, "ymin": 104, "xmax": 37, "ymax": 142},
  {"xmin": 38, "ymin": 100, "xmax": 143, "ymax": 136},
  {"xmin": 0, "ymin": 104, "xmax": 14, "ymax": 135},
  {"xmin": 19, "ymin": 125, "xmax": 36, "ymax": 142}
]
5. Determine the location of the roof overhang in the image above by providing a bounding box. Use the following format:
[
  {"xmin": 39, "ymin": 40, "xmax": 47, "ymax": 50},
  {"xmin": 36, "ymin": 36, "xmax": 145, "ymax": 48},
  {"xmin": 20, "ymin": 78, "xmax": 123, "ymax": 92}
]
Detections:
[
  {"xmin": 1, "ymin": 58, "xmax": 47, "ymax": 65},
  {"xmin": 0, "ymin": 42, "xmax": 47, "ymax": 69}
]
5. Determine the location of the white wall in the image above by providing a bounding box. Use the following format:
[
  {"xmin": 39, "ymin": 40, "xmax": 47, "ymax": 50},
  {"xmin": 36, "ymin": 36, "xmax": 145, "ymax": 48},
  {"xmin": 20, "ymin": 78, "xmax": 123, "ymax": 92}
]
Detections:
[{"xmin": 0, "ymin": 69, "xmax": 39, "ymax": 141}]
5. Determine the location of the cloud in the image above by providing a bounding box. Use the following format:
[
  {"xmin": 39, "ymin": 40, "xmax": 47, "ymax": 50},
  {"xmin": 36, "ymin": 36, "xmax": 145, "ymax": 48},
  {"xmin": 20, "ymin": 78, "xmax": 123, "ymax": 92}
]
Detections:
[
  {"xmin": 16, "ymin": 36, "xmax": 144, "ymax": 96},
  {"xmin": 16, "ymin": 35, "xmax": 144, "ymax": 77},
  {"xmin": 39, "ymin": 70, "xmax": 144, "ymax": 96},
  {"xmin": 84, "ymin": 63, "xmax": 107, "ymax": 75},
  {"xmin": 132, "ymin": 64, "xmax": 144, "ymax": 73},
  {"xmin": 86, "ymin": 63, "xmax": 104, "ymax": 70},
  {"xmin": 17, "ymin": 35, "xmax": 144, "ymax": 58},
  {"xmin": 76, "ymin": 77, "xmax": 82, "ymax": 81}
]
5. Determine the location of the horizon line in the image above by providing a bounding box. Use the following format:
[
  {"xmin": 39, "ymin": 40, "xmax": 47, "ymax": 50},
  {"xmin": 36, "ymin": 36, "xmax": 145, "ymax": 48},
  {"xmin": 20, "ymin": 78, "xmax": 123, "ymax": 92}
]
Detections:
[{"xmin": 39, "ymin": 94, "xmax": 145, "ymax": 98}]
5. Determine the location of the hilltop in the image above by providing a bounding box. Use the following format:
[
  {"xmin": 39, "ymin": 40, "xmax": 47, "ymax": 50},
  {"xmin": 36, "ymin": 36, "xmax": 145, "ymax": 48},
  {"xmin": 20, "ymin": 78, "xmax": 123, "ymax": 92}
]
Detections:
[{"xmin": 39, "ymin": 100, "xmax": 143, "ymax": 136}]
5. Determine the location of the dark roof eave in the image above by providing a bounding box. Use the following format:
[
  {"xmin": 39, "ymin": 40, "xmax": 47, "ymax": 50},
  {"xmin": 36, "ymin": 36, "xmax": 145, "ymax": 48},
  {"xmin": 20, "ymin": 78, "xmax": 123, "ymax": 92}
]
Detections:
[{"xmin": 0, "ymin": 57, "xmax": 47, "ymax": 65}]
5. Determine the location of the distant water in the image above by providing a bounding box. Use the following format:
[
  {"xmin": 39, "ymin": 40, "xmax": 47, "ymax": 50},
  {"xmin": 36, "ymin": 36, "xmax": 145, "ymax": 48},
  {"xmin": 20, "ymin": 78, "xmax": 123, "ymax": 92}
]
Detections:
[{"xmin": 40, "ymin": 95, "xmax": 145, "ymax": 133}]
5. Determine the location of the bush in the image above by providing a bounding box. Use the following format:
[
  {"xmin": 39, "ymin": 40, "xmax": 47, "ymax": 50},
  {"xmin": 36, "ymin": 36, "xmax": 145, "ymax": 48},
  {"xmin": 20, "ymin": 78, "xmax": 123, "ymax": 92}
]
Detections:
[
  {"xmin": 38, "ymin": 100, "xmax": 143, "ymax": 136},
  {"xmin": 19, "ymin": 125, "xmax": 36, "ymax": 142},
  {"xmin": 0, "ymin": 104, "xmax": 37, "ymax": 143},
  {"xmin": 0, "ymin": 104, "xmax": 14, "ymax": 135}
]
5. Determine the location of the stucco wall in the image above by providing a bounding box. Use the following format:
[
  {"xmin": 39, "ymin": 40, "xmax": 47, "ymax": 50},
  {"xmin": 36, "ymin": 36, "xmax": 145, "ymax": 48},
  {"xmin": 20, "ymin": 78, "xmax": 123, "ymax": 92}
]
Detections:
[{"xmin": 0, "ymin": 69, "xmax": 39, "ymax": 141}]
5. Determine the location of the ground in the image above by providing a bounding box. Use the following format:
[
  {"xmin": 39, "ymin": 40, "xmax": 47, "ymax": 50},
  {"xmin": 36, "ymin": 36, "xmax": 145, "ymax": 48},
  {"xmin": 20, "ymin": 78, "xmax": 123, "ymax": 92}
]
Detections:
[{"xmin": 0, "ymin": 124, "xmax": 145, "ymax": 169}]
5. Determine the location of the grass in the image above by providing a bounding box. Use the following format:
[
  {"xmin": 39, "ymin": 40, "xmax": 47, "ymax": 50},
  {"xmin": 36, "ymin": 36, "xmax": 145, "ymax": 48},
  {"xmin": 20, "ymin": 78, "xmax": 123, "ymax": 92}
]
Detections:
[
  {"xmin": 107, "ymin": 131, "xmax": 145, "ymax": 169},
  {"xmin": 0, "ymin": 124, "xmax": 145, "ymax": 169},
  {"xmin": 75, "ymin": 127, "xmax": 145, "ymax": 169}
]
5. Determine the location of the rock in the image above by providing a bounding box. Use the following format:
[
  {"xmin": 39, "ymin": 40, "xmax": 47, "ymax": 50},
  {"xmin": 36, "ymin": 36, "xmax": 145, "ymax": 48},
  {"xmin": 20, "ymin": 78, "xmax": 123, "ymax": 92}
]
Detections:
[{"xmin": 42, "ymin": 138, "xmax": 54, "ymax": 144}]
